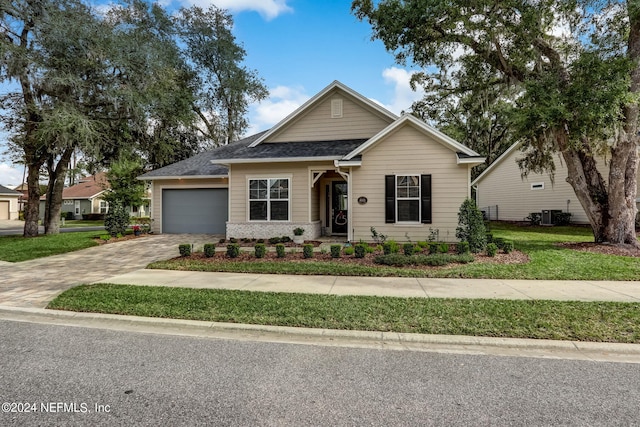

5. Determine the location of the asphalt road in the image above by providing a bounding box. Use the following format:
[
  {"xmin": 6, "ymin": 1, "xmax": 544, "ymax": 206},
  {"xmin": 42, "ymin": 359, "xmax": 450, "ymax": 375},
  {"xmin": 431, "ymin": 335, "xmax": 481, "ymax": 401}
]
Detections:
[
  {"xmin": 0, "ymin": 226, "xmax": 105, "ymax": 236},
  {"xmin": 1, "ymin": 320, "xmax": 638, "ymax": 426}
]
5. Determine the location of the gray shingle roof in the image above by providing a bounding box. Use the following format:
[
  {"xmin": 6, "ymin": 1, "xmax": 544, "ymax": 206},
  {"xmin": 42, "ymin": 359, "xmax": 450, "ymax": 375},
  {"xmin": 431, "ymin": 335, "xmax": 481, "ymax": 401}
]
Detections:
[
  {"xmin": 0, "ymin": 184, "xmax": 21, "ymax": 195},
  {"xmin": 139, "ymin": 131, "xmax": 368, "ymax": 179},
  {"xmin": 213, "ymin": 139, "xmax": 367, "ymax": 161},
  {"xmin": 138, "ymin": 131, "xmax": 265, "ymax": 179}
]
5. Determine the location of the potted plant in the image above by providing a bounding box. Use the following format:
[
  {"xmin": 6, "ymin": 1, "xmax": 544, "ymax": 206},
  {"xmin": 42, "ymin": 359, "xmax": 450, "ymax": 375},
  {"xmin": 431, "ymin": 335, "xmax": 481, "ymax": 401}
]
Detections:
[
  {"xmin": 293, "ymin": 227, "xmax": 305, "ymax": 244},
  {"xmin": 132, "ymin": 225, "xmax": 141, "ymax": 236}
]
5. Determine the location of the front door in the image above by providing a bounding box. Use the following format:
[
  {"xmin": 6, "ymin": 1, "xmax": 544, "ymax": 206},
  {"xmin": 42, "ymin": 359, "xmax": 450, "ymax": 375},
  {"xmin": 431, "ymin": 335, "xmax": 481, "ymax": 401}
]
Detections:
[{"xmin": 331, "ymin": 181, "xmax": 348, "ymax": 234}]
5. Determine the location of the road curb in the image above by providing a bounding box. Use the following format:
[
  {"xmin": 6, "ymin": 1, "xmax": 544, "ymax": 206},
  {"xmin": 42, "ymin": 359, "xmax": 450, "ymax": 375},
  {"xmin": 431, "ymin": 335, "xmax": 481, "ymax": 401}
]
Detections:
[{"xmin": 1, "ymin": 305, "xmax": 639, "ymax": 363}]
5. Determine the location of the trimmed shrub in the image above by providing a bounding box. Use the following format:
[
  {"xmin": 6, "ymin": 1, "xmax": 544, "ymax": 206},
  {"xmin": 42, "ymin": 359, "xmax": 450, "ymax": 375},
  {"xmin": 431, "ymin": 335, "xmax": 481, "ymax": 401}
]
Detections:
[
  {"xmin": 438, "ymin": 243, "xmax": 449, "ymax": 253},
  {"xmin": 486, "ymin": 232, "xmax": 494, "ymax": 244},
  {"xmin": 427, "ymin": 242, "xmax": 439, "ymax": 254},
  {"xmin": 204, "ymin": 244, "xmax": 216, "ymax": 258},
  {"xmin": 374, "ymin": 253, "xmax": 474, "ymax": 267},
  {"xmin": 104, "ymin": 201, "xmax": 130, "ymax": 237},
  {"xmin": 276, "ymin": 243, "xmax": 286, "ymax": 258},
  {"xmin": 179, "ymin": 244, "xmax": 191, "ymax": 257},
  {"xmin": 269, "ymin": 237, "xmax": 281, "ymax": 245},
  {"xmin": 254, "ymin": 243, "xmax": 266, "ymax": 258},
  {"xmin": 486, "ymin": 243, "xmax": 498, "ymax": 257},
  {"xmin": 227, "ymin": 243, "xmax": 240, "ymax": 258},
  {"xmin": 354, "ymin": 243, "xmax": 366, "ymax": 258},
  {"xmin": 403, "ymin": 243, "xmax": 415, "ymax": 256},
  {"xmin": 330, "ymin": 244, "xmax": 342, "ymax": 258},
  {"xmin": 526, "ymin": 212, "xmax": 542, "ymax": 225},
  {"xmin": 553, "ymin": 212, "xmax": 572, "ymax": 226},
  {"xmin": 303, "ymin": 244, "xmax": 314, "ymax": 258},
  {"xmin": 218, "ymin": 238, "xmax": 226, "ymax": 244},
  {"xmin": 456, "ymin": 198, "xmax": 487, "ymax": 253},
  {"xmin": 281, "ymin": 236, "xmax": 292, "ymax": 243},
  {"xmin": 503, "ymin": 240, "xmax": 514, "ymax": 254},
  {"xmin": 456, "ymin": 241, "xmax": 470, "ymax": 254},
  {"xmin": 493, "ymin": 237, "xmax": 505, "ymax": 250},
  {"xmin": 343, "ymin": 246, "xmax": 355, "ymax": 256},
  {"xmin": 382, "ymin": 240, "xmax": 400, "ymax": 255}
]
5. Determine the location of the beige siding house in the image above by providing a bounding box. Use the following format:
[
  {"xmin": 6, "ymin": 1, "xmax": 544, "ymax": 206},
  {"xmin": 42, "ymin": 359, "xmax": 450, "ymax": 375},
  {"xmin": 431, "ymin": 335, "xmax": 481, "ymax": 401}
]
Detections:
[
  {"xmin": 472, "ymin": 142, "xmax": 640, "ymax": 224},
  {"xmin": 140, "ymin": 81, "xmax": 484, "ymax": 241},
  {"xmin": 0, "ymin": 184, "xmax": 21, "ymax": 220}
]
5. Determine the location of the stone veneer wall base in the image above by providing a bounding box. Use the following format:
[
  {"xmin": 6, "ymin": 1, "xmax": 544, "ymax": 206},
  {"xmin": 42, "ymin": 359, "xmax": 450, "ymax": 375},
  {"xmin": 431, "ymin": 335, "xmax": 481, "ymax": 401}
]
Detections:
[{"xmin": 226, "ymin": 221, "xmax": 322, "ymax": 240}]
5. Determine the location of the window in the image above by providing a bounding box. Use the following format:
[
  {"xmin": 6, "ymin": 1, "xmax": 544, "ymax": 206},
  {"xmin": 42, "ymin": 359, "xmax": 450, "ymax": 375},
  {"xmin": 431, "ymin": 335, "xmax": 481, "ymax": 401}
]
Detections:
[
  {"xmin": 385, "ymin": 175, "xmax": 431, "ymax": 224},
  {"xmin": 396, "ymin": 175, "xmax": 420, "ymax": 222},
  {"xmin": 249, "ymin": 178, "xmax": 289, "ymax": 221},
  {"xmin": 99, "ymin": 200, "xmax": 109, "ymax": 214}
]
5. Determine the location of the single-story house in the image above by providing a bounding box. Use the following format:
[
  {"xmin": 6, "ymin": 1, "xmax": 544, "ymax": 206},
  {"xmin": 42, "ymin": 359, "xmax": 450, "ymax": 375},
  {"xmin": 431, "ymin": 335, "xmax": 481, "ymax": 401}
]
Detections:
[
  {"xmin": 39, "ymin": 173, "xmax": 149, "ymax": 220},
  {"xmin": 139, "ymin": 81, "xmax": 485, "ymax": 241},
  {"xmin": 0, "ymin": 184, "xmax": 21, "ymax": 220},
  {"xmin": 472, "ymin": 142, "xmax": 640, "ymax": 224}
]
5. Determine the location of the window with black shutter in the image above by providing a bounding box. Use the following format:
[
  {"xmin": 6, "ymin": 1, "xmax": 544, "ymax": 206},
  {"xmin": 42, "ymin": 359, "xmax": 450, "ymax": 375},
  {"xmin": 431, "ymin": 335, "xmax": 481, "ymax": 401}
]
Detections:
[{"xmin": 385, "ymin": 174, "xmax": 431, "ymax": 224}]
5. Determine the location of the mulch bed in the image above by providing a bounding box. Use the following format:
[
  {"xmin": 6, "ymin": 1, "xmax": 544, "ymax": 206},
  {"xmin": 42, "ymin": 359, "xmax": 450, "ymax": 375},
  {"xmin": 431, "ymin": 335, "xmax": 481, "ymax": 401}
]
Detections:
[
  {"xmin": 556, "ymin": 242, "xmax": 640, "ymax": 258},
  {"xmin": 180, "ymin": 248, "xmax": 530, "ymax": 269}
]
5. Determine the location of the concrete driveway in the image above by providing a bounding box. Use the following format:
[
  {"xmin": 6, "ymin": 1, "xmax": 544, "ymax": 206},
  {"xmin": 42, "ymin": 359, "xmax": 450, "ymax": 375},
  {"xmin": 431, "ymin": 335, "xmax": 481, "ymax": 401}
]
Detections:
[{"xmin": 0, "ymin": 234, "xmax": 218, "ymax": 308}]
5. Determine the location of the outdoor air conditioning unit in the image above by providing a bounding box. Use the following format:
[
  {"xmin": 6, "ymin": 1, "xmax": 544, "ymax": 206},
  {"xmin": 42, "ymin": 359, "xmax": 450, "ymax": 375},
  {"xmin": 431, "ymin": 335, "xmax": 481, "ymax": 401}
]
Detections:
[{"xmin": 541, "ymin": 209, "xmax": 563, "ymax": 225}]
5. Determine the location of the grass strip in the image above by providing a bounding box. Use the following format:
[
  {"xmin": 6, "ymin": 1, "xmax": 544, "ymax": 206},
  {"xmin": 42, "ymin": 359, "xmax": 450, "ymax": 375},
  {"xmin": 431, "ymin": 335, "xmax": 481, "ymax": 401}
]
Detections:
[
  {"xmin": 48, "ymin": 284, "xmax": 640, "ymax": 343},
  {"xmin": 0, "ymin": 231, "xmax": 100, "ymax": 262}
]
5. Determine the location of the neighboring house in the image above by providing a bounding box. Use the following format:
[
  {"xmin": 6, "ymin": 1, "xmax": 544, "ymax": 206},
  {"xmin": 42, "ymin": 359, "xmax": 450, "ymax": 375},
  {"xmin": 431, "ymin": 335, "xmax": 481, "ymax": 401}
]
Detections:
[
  {"xmin": 0, "ymin": 184, "xmax": 21, "ymax": 220},
  {"xmin": 139, "ymin": 81, "xmax": 484, "ymax": 241},
  {"xmin": 38, "ymin": 173, "xmax": 150, "ymax": 220},
  {"xmin": 472, "ymin": 142, "xmax": 640, "ymax": 224},
  {"xmin": 40, "ymin": 173, "xmax": 109, "ymax": 220},
  {"xmin": 12, "ymin": 182, "xmax": 28, "ymax": 213}
]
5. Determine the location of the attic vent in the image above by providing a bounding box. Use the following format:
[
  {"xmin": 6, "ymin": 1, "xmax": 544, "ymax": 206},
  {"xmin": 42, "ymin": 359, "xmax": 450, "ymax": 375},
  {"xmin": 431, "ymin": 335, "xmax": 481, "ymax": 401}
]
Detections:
[{"xmin": 331, "ymin": 99, "xmax": 343, "ymax": 118}]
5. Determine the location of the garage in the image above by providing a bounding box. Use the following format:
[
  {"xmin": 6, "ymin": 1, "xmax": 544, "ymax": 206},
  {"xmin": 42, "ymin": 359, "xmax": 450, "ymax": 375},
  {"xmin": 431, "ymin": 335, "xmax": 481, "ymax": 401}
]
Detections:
[
  {"xmin": 0, "ymin": 201, "xmax": 9, "ymax": 220},
  {"xmin": 162, "ymin": 188, "xmax": 228, "ymax": 234}
]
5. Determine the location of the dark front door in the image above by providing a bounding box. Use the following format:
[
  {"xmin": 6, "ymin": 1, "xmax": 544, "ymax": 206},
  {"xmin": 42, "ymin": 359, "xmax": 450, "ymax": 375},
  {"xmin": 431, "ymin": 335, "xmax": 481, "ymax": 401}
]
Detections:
[{"xmin": 331, "ymin": 181, "xmax": 348, "ymax": 234}]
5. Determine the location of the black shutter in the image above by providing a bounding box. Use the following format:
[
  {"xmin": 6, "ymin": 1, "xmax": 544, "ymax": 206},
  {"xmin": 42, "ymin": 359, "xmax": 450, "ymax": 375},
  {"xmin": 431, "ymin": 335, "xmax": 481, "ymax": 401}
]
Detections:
[
  {"xmin": 421, "ymin": 174, "xmax": 432, "ymax": 224},
  {"xmin": 385, "ymin": 175, "xmax": 395, "ymax": 223}
]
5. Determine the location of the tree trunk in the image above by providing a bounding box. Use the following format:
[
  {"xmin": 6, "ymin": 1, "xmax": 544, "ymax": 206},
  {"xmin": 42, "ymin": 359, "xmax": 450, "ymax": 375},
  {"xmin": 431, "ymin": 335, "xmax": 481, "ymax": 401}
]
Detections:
[
  {"xmin": 23, "ymin": 163, "xmax": 42, "ymax": 238},
  {"xmin": 44, "ymin": 148, "xmax": 74, "ymax": 235}
]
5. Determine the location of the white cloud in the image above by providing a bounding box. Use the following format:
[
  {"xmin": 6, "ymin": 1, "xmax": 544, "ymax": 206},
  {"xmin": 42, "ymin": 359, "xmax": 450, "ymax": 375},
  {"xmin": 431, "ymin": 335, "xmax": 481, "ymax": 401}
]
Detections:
[
  {"xmin": 0, "ymin": 162, "xmax": 24, "ymax": 187},
  {"xmin": 246, "ymin": 85, "xmax": 309, "ymax": 135},
  {"xmin": 379, "ymin": 67, "xmax": 426, "ymax": 115},
  {"xmin": 181, "ymin": 0, "xmax": 292, "ymax": 20}
]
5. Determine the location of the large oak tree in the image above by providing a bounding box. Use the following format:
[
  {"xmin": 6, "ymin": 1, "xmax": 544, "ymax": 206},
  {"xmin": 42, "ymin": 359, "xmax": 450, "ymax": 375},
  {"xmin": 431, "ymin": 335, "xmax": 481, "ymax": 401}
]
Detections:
[{"xmin": 353, "ymin": 0, "xmax": 640, "ymax": 245}]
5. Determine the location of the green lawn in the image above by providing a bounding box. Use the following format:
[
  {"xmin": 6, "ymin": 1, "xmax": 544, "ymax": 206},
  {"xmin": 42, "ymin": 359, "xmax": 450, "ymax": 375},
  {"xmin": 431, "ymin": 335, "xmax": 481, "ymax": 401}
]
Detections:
[
  {"xmin": 61, "ymin": 220, "xmax": 105, "ymax": 228},
  {"xmin": 0, "ymin": 231, "xmax": 100, "ymax": 262},
  {"xmin": 47, "ymin": 284, "xmax": 640, "ymax": 343},
  {"xmin": 149, "ymin": 223, "xmax": 640, "ymax": 280}
]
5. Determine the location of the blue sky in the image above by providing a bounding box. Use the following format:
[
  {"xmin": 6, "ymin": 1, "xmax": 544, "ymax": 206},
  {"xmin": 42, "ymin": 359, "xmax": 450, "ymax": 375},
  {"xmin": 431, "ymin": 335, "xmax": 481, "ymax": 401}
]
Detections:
[{"xmin": 0, "ymin": 0, "xmax": 426, "ymax": 186}]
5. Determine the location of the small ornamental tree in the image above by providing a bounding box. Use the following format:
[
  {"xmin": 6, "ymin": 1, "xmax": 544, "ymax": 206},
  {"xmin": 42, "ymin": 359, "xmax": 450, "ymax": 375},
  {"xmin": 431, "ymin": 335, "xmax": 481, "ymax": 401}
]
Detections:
[{"xmin": 456, "ymin": 199, "xmax": 486, "ymax": 253}]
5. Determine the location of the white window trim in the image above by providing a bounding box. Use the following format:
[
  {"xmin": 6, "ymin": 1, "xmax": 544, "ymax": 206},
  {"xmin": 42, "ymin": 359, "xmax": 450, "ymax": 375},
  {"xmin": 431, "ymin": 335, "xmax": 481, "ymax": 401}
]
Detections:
[
  {"xmin": 99, "ymin": 200, "xmax": 109, "ymax": 214},
  {"xmin": 247, "ymin": 177, "xmax": 291, "ymax": 222},
  {"xmin": 396, "ymin": 174, "xmax": 421, "ymax": 224},
  {"xmin": 531, "ymin": 182, "xmax": 545, "ymax": 190}
]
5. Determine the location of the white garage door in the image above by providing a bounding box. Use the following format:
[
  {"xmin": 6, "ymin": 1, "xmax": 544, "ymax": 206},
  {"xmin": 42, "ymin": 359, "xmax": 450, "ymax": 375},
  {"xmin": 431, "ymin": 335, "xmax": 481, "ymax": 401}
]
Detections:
[
  {"xmin": 162, "ymin": 189, "xmax": 228, "ymax": 234},
  {"xmin": 0, "ymin": 201, "xmax": 9, "ymax": 220}
]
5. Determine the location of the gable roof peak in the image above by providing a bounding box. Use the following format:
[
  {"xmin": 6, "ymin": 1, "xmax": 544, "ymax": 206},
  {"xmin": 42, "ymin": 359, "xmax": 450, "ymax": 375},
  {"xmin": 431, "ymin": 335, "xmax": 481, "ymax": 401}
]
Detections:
[{"xmin": 248, "ymin": 80, "xmax": 398, "ymax": 148}]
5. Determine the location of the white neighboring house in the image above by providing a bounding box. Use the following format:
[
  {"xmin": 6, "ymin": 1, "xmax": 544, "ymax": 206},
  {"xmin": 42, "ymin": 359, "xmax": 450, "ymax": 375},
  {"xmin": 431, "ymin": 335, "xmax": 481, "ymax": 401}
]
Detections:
[
  {"xmin": 472, "ymin": 142, "xmax": 640, "ymax": 224},
  {"xmin": 0, "ymin": 184, "xmax": 21, "ymax": 220}
]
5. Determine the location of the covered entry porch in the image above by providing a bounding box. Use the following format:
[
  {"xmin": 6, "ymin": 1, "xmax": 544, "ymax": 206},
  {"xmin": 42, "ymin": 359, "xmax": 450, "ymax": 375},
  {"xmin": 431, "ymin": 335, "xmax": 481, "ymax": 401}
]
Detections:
[{"xmin": 310, "ymin": 166, "xmax": 354, "ymax": 241}]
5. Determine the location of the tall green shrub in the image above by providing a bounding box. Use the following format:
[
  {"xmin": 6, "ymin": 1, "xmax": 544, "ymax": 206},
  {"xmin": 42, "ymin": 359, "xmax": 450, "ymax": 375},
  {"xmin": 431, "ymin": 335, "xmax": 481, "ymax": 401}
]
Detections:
[
  {"xmin": 455, "ymin": 199, "xmax": 487, "ymax": 253},
  {"xmin": 104, "ymin": 201, "xmax": 130, "ymax": 236}
]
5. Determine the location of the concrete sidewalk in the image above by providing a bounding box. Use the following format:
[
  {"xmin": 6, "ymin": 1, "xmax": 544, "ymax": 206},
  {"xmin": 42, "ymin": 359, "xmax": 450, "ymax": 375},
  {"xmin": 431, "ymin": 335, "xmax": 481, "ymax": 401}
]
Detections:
[{"xmin": 102, "ymin": 269, "xmax": 640, "ymax": 302}]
